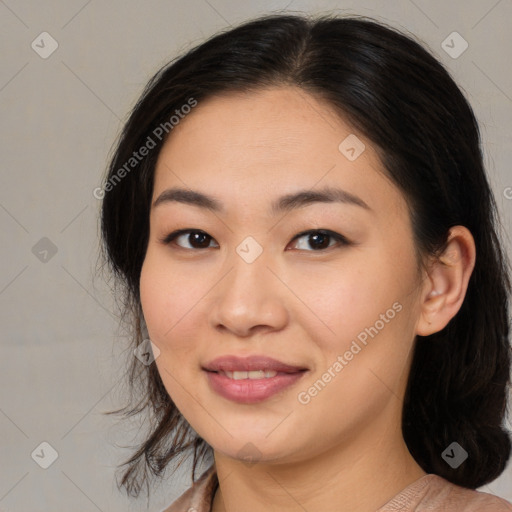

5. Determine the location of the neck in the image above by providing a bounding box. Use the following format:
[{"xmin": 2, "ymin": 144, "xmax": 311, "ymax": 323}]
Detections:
[{"xmin": 211, "ymin": 420, "xmax": 426, "ymax": 512}]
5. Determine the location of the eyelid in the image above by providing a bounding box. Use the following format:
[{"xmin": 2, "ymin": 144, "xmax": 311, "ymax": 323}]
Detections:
[
  {"xmin": 289, "ymin": 229, "xmax": 350, "ymax": 248},
  {"xmin": 159, "ymin": 228, "xmax": 351, "ymax": 251},
  {"xmin": 158, "ymin": 229, "xmax": 218, "ymax": 247}
]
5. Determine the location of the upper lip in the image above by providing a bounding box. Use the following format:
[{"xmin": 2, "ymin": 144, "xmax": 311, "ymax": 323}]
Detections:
[{"xmin": 202, "ymin": 355, "xmax": 308, "ymax": 373}]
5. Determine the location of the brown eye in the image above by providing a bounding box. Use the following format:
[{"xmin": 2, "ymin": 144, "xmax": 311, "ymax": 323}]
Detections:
[
  {"xmin": 160, "ymin": 228, "xmax": 350, "ymax": 252},
  {"xmin": 160, "ymin": 230, "xmax": 218, "ymax": 249},
  {"xmin": 289, "ymin": 229, "xmax": 350, "ymax": 251}
]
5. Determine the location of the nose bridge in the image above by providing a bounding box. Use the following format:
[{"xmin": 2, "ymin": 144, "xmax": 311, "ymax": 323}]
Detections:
[
  {"xmin": 209, "ymin": 237, "xmax": 288, "ymax": 334},
  {"xmin": 225, "ymin": 237, "xmax": 275, "ymax": 302}
]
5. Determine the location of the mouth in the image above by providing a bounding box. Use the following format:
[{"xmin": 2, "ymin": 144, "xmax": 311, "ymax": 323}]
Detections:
[
  {"xmin": 202, "ymin": 367, "xmax": 308, "ymax": 404},
  {"xmin": 201, "ymin": 354, "xmax": 309, "ymax": 403},
  {"xmin": 202, "ymin": 354, "xmax": 309, "ymax": 374},
  {"xmin": 204, "ymin": 369, "xmax": 307, "ymax": 380}
]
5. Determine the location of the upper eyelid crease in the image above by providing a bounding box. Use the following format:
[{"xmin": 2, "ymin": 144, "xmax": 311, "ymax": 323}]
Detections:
[{"xmin": 160, "ymin": 228, "xmax": 350, "ymax": 250}]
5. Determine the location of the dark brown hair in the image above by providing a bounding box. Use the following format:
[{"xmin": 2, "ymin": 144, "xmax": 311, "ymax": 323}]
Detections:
[{"xmin": 98, "ymin": 12, "xmax": 512, "ymax": 499}]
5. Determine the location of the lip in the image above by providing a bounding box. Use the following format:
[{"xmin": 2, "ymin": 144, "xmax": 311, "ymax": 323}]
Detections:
[
  {"xmin": 202, "ymin": 355, "xmax": 308, "ymax": 373},
  {"xmin": 204, "ymin": 369, "xmax": 308, "ymax": 404},
  {"xmin": 202, "ymin": 355, "xmax": 308, "ymax": 404}
]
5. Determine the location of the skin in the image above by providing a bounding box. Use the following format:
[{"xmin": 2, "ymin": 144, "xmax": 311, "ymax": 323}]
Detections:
[{"xmin": 139, "ymin": 86, "xmax": 476, "ymax": 512}]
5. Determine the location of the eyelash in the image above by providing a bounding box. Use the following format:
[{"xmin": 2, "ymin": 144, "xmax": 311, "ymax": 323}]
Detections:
[{"xmin": 158, "ymin": 228, "xmax": 351, "ymax": 252}]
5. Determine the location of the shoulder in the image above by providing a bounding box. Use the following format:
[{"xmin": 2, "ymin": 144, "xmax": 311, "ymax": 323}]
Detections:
[
  {"xmin": 159, "ymin": 464, "xmax": 218, "ymax": 512},
  {"xmin": 379, "ymin": 474, "xmax": 512, "ymax": 512}
]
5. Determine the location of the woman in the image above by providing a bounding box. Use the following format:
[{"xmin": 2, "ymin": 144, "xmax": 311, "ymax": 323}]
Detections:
[{"xmin": 99, "ymin": 12, "xmax": 512, "ymax": 512}]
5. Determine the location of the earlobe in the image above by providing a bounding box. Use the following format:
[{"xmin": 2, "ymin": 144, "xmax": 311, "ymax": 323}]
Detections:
[{"xmin": 416, "ymin": 226, "xmax": 476, "ymax": 336}]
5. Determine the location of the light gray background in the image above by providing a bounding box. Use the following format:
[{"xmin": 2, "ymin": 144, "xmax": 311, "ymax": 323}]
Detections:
[{"xmin": 1, "ymin": 0, "xmax": 511, "ymax": 510}]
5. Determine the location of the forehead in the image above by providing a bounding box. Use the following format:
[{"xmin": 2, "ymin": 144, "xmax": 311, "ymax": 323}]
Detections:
[
  {"xmin": 152, "ymin": 86, "xmax": 405, "ymax": 219},
  {"xmin": 157, "ymin": 86, "xmax": 359, "ymax": 167}
]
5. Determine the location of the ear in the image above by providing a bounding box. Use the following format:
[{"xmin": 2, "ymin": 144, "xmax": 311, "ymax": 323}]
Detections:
[{"xmin": 416, "ymin": 226, "xmax": 476, "ymax": 336}]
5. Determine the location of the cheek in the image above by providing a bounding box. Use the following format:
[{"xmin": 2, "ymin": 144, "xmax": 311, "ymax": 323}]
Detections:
[
  {"xmin": 139, "ymin": 257, "xmax": 168, "ymax": 338},
  {"xmin": 140, "ymin": 254, "xmax": 201, "ymax": 409},
  {"xmin": 293, "ymin": 248, "xmax": 418, "ymax": 381},
  {"xmin": 289, "ymin": 258, "xmax": 396, "ymax": 345},
  {"xmin": 140, "ymin": 250, "xmax": 196, "ymax": 340},
  {"xmin": 139, "ymin": 249, "xmax": 214, "ymax": 374}
]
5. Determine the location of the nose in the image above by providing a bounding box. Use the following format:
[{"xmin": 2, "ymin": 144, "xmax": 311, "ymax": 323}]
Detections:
[{"xmin": 208, "ymin": 248, "xmax": 289, "ymax": 338}]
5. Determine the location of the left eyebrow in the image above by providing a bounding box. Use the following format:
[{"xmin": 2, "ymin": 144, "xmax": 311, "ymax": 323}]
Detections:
[
  {"xmin": 152, "ymin": 186, "xmax": 372, "ymax": 214},
  {"xmin": 271, "ymin": 187, "xmax": 371, "ymax": 215}
]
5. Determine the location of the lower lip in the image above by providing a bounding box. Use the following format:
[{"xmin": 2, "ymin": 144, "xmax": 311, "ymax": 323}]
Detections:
[{"xmin": 204, "ymin": 370, "xmax": 307, "ymax": 404}]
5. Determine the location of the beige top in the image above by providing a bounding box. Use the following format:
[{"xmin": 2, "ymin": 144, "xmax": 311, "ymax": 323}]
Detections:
[{"xmin": 160, "ymin": 464, "xmax": 512, "ymax": 512}]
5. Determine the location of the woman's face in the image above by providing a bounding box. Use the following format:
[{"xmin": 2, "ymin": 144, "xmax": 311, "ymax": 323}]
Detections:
[{"xmin": 140, "ymin": 86, "xmax": 426, "ymax": 463}]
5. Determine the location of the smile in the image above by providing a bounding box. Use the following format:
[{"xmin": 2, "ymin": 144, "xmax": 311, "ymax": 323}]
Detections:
[
  {"xmin": 220, "ymin": 370, "xmax": 278, "ymax": 379},
  {"xmin": 204, "ymin": 369, "xmax": 308, "ymax": 403}
]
